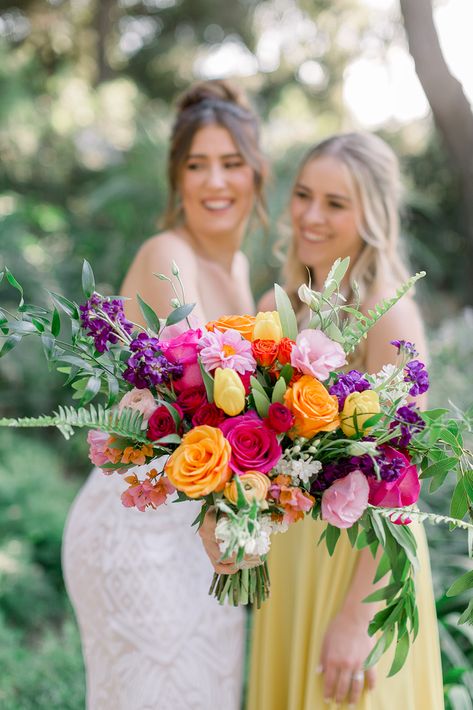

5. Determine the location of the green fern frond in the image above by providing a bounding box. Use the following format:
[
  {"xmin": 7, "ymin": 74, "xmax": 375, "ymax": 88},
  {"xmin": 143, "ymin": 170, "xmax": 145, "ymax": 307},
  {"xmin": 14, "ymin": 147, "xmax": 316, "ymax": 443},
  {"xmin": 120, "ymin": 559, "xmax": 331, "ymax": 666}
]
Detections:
[
  {"xmin": 342, "ymin": 271, "xmax": 426, "ymax": 354},
  {"xmin": 0, "ymin": 405, "xmax": 149, "ymax": 442}
]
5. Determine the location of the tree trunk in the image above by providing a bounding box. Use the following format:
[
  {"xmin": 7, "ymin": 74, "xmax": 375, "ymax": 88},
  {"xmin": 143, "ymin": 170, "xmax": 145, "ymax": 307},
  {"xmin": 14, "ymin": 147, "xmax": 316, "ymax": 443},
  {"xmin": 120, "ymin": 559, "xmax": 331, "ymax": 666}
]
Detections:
[{"xmin": 400, "ymin": 0, "xmax": 473, "ymax": 300}]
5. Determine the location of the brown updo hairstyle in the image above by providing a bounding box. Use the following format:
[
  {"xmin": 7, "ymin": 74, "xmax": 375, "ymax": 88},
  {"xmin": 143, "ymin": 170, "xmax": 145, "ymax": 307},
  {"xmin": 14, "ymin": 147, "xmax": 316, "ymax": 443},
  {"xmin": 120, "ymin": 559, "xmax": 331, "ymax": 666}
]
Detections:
[{"xmin": 163, "ymin": 79, "xmax": 268, "ymax": 231}]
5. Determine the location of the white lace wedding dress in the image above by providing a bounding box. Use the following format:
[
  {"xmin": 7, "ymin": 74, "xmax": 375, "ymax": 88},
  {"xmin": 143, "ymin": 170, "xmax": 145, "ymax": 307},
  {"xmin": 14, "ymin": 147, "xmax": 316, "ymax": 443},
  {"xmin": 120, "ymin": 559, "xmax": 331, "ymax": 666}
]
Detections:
[{"xmin": 62, "ymin": 462, "xmax": 245, "ymax": 710}]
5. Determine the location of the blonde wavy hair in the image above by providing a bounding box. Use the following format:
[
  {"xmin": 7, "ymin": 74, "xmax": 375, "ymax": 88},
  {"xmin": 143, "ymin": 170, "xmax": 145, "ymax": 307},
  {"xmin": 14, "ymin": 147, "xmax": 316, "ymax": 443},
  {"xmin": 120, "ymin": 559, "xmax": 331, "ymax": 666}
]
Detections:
[{"xmin": 283, "ymin": 132, "xmax": 410, "ymax": 313}]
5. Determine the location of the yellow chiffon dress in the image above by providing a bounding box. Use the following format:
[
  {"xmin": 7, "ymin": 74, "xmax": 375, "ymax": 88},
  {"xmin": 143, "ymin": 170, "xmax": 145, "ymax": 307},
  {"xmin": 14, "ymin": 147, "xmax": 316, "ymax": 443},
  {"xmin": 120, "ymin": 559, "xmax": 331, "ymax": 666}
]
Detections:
[{"xmin": 248, "ymin": 515, "xmax": 444, "ymax": 710}]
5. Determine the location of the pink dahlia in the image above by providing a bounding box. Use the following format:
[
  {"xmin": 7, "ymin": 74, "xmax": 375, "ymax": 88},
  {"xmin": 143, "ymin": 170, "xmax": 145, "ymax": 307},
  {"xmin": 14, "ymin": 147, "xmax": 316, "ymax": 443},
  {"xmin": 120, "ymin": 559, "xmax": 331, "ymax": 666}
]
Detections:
[{"xmin": 199, "ymin": 328, "xmax": 256, "ymax": 375}]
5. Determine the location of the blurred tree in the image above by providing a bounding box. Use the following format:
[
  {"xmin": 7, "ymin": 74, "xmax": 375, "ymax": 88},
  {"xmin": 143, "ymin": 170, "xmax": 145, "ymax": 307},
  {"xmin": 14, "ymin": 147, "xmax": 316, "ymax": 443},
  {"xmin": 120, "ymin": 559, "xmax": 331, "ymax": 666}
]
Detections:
[{"xmin": 400, "ymin": 0, "xmax": 473, "ymax": 302}]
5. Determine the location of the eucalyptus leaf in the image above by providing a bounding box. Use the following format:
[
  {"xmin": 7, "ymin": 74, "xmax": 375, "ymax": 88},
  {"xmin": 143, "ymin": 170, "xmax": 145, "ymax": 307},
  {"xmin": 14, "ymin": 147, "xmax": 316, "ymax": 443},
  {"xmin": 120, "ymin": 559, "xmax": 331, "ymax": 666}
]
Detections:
[
  {"xmin": 325, "ymin": 524, "xmax": 341, "ymax": 556},
  {"xmin": 165, "ymin": 302, "xmax": 195, "ymax": 327},
  {"xmin": 420, "ymin": 457, "xmax": 457, "ymax": 479},
  {"xmin": 450, "ymin": 479, "xmax": 468, "ymax": 520},
  {"xmin": 5, "ymin": 267, "xmax": 24, "ymax": 307},
  {"xmin": 51, "ymin": 308, "xmax": 61, "ymax": 337},
  {"xmin": 80, "ymin": 375, "xmax": 102, "ymax": 406},
  {"xmin": 199, "ymin": 359, "xmax": 214, "ymax": 403},
  {"xmin": 48, "ymin": 291, "xmax": 80, "ymax": 320},
  {"xmin": 0, "ymin": 333, "xmax": 22, "ymax": 357},
  {"xmin": 388, "ymin": 632, "xmax": 410, "ymax": 676}
]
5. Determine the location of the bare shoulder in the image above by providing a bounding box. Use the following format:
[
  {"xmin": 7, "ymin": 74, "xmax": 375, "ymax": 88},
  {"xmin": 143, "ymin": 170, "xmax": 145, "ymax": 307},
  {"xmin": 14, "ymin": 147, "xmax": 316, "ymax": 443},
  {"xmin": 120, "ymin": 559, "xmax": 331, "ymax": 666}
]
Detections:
[
  {"xmin": 257, "ymin": 288, "xmax": 276, "ymax": 312},
  {"xmin": 138, "ymin": 231, "xmax": 198, "ymax": 274}
]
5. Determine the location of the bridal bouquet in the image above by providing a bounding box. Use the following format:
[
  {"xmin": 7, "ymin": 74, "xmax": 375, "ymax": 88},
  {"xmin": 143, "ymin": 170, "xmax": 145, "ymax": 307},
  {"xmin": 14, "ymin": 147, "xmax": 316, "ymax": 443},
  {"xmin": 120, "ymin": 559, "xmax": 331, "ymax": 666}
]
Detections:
[{"xmin": 1, "ymin": 257, "xmax": 472, "ymax": 675}]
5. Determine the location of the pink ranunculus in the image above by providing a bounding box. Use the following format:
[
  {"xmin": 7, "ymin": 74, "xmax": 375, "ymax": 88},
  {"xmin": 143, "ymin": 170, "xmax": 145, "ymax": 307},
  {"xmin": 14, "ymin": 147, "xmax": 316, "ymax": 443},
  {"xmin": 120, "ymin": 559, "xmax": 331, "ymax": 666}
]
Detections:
[
  {"xmin": 161, "ymin": 328, "xmax": 203, "ymax": 392},
  {"xmin": 264, "ymin": 402, "xmax": 295, "ymax": 434},
  {"xmin": 147, "ymin": 403, "xmax": 183, "ymax": 441},
  {"xmin": 290, "ymin": 329, "xmax": 347, "ymax": 382},
  {"xmin": 118, "ymin": 387, "xmax": 157, "ymax": 424},
  {"xmin": 87, "ymin": 429, "xmax": 110, "ymax": 467},
  {"xmin": 219, "ymin": 411, "xmax": 282, "ymax": 475},
  {"xmin": 121, "ymin": 476, "xmax": 175, "ymax": 512},
  {"xmin": 368, "ymin": 447, "xmax": 420, "ymax": 523},
  {"xmin": 322, "ymin": 470, "xmax": 370, "ymax": 528}
]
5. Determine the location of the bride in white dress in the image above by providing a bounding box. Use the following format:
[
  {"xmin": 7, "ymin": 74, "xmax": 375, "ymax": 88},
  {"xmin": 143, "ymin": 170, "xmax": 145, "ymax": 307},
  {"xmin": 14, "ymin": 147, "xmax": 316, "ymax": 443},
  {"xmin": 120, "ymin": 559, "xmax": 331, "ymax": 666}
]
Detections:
[{"xmin": 62, "ymin": 79, "xmax": 268, "ymax": 710}]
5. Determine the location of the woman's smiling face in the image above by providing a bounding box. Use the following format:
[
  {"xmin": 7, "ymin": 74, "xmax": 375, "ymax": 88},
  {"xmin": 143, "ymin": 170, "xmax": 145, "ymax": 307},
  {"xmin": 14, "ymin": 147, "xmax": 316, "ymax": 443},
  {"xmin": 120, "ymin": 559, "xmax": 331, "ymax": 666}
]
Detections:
[
  {"xmin": 290, "ymin": 154, "xmax": 364, "ymax": 275},
  {"xmin": 179, "ymin": 123, "xmax": 255, "ymax": 238}
]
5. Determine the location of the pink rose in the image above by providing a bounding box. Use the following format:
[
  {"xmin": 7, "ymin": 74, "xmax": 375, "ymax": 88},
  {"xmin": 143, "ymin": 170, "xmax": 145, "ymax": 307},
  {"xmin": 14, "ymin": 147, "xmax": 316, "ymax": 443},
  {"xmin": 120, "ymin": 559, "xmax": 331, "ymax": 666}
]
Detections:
[
  {"xmin": 176, "ymin": 386, "xmax": 208, "ymax": 416},
  {"xmin": 159, "ymin": 314, "xmax": 201, "ymax": 341},
  {"xmin": 147, "ymin": 404, "xmax": 183, "ymax": 441},
  {"xmin": 118, "ymin": 387, "xmax": 157, "ymax": 423},
  {"xmin": 291, "ymin": 329, "xmax": 347, "ymax": 382},
  {"xmin": 87, "ymin": 429, "xmax": 110, "ymax": 467},
  {"xmin": 264, "ymin": 402, "xmax": 295, "ymax": 434},
  {"xmin": 322, "ymin": 470, "xmax": 369, "ymax": 528},
  {"xmin": 192, "ymin": 402, "xmax": 226, "ymax": 427},
  {"xmin": 161, "ymin": 329, "xmax": 203, "ymax": 392},
  {"xmin": 368, "ymin": 447, "xmax": 420, "ymax": 523},
  {"xmin": 219, "ymin": 411, "xmax": 282, "ymax": 475}
]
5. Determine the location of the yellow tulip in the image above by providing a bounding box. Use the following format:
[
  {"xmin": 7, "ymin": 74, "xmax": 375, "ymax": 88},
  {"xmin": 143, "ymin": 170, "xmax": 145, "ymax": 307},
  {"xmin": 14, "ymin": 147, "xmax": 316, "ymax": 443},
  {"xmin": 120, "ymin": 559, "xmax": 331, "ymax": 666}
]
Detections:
[
  {"xmin": 340, "ymin": 390, "xmax": 380, "ymax": 437},
  {"xmin": 214, "ymin": 367, "xmax": 246, "ymax": 416},
  {"xmin": 252, "ymin": 311, "xmax": 283, "ymax": 343}
]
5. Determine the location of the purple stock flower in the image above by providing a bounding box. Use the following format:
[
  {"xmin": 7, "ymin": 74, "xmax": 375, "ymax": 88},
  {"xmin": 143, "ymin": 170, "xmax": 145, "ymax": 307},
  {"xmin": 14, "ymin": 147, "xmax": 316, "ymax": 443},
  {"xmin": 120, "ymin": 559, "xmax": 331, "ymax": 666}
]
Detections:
[
  {"xmin": 389, "ymin": 403, "xmax": 425, "ymax": 448},
  {"xmin": 329, "ymin": 369, "xmax": 371, "ymax": 409},
  {"xmin": 123, "ymin": 333, "xmax": 183, "ymax": 389},
  {"xmin": 404, "ymin": 360, "xmax": 429, "ymax": 396},
  {"xmin": 310, "ymin": 444, "xmax": 406, "ymax": 495},
  {"xmin": 391, "ymin": 340, "xmax": 419, "ymax": 358},
  {"xmin": 80, "ymin": 294, "xmax": 133, "ymax": 353}
]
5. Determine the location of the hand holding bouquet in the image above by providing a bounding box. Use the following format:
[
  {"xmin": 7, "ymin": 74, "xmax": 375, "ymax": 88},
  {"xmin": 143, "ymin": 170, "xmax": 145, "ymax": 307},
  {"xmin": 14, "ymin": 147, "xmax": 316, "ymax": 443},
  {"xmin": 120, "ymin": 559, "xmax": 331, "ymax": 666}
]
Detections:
[{"xmin": 1, "ymin": 257, "xmax": 472, "ymax": 676}]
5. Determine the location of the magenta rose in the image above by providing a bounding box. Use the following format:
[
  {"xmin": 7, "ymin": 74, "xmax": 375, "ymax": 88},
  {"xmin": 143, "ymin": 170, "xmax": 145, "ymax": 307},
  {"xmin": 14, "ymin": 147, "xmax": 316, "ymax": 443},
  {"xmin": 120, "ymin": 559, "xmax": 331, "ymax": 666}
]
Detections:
[
  {"xmin": 176, "ymin": 386, "xmax": 207, "ymax": 416},
  {"xmin": 368, "ymin": 447, "xmax": 420, "ymax": 521},
  {"xmin": 322, "ymin": 470, "xmax": 369, "ymax": 528},
  {"xmin": 147, "ymin": 403, "xmax": 183, "ymax": 441},
  {"xmin": 192, "ymin": 402, "xmax": 226, "ymax": 427},
  {"xmin": 291, "ymin": 329, "xmax": 347, "ymax": 381},
  {"xmin": 264, "ymin": 402, "xmax": 295, "ymax": 434},
  {"xmin": 219, "ymin": 411, "xmax": 282, "ymax": 475},
  {"xmin": 161, "ymin": 329, "xmax": 203, "ymax": 392}
]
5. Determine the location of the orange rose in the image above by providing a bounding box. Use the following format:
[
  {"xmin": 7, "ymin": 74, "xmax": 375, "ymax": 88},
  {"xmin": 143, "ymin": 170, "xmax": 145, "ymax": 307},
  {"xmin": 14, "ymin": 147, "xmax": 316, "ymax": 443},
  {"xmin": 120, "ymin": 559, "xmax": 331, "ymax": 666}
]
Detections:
[
  {"xmin": 252, "ymin": 339, "xmax": 279, "ymax": 367},
  {"xmin": 164, "ymin": 425, "xmax": 232, "ymax": 498},
  {"xmin": 205, "ymin": 314, "xmax": 256, "ymax": 341},
  {"xmin": 284, "ymin": 375, "xmax": 340, "ymax": 439},
  {"xmin": 278, "ymin": 337, "xmax": 295, "ymax": 365}
]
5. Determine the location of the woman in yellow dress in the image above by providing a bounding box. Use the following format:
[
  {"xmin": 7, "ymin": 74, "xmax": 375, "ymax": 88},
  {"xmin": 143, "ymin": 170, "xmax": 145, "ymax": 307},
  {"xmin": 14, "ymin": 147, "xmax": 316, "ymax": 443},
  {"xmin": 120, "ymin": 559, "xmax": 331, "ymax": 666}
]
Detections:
[{"xmin": 247, "ymin": 132, "xmax": 444, "ymax": 709}]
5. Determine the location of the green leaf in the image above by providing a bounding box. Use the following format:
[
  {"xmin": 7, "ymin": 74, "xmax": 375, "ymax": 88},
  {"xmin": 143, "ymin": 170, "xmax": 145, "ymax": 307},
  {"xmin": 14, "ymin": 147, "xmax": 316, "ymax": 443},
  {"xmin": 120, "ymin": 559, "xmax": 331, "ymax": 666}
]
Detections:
[
  {"xmin": 364, "ymin": 627, "xmax": 395, "ymax": 668},
  {"xmin": 346, "ymin": 521, "xmax": 359, "ymax": 547},
  {"xmin": 154, "ymin": 433, "xmax": 182, "ymax": 445},
  {"xmin": 0, "ymin": 333, "xmax": 22, "ymax": 357},
  {"xmin": 271, "ymin": 376, "xmax": 287, "ymax": 404},
  {"xmin": 4, "ymin": 267, "xmax": 24, "ymax": 307},
  {"xmin": 362, "ymin": 412, "xmax": 384, "ymax": 430},
  {"xmin": 51, "ymin": 308, "xmax": 61, "ymax": 337},
  {"xmin": 463, "ymin": 470, "xmax": 473, "ymax": 501},
  {"xmin": 82, "ymin": 259, "xmax": 96, "ymax": 298},
  {"xmin": 253, "ymin": 389, "xmax": 270, "ymax": 419},
  {"xmin": 274, "ymin": 283, "xmax": 298, "ymax": 340},
  {"xmin": 373, "ymin": 551, "xmax": 391, "ymax": 583},
  {"xmin": 48, "ymin": 291, "xmax": 80, "ymax": 320},
  {"xmin": 80, "ymin": 375, "xmax": 102, "ymax": 406},
  {"xmin": 325, "ymin": 524, "xmax": 341, "ymax": 556},
  {"xmin": 363, "ymin": 582, "xmax": 402, "ymax": 603},
  {"xmin": 370, "ymin": 510, "xmax": 386, "ymax": 547},
  {"xmin": 388, "ymin": 632, "xmax": 410, "ymax": 676},
  {"xmin": 279, "ymin": 364, "xmax": 294, "ymax": 384},
  {"xmin": 165, "ymin": 302, "xmax": 195, "ymax": 327},
  {"xmin": 419, "ymin": 457, "xmax": 457, "ymax": 480},
  {"xmin": 421, "ymin": 408, "xmax": 449, "ymax": 422},
  {"xmin": 198, "ymin": 359, "xmax": 214, "ymax": 403},
  {"xmin": 6, "ymin": 320, "xmax": 37, "ymax": 334},
  {"xmin": 250, "ymin": 375, "xmax": 268, "ymax": 397},
  {"xmin": 458, "ymin": 598, "xmax": 473, "ymax": 625},
  {"xmin": 446, "ymin": 570, "xmax": 473, "ymax": 597},
  {"xmin": 450, "ymin": 479, "xmax": 468, "ymax": 520},
  {"xmin": 385, "ymin": 521, "xmax": 418, "ymax": 570},
  {"xmin": 323, "ymin": 257, "xmax": 350, "ymax": 298},
  {"xmin": 137, "ymin": 293, "xmax": 160, "ymax": 333}
]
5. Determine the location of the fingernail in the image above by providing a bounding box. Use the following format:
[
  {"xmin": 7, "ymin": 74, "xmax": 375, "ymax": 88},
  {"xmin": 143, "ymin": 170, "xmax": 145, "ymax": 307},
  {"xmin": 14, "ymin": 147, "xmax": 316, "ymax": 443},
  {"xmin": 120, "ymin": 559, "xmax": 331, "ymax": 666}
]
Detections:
[{"xmin": 315, "ymin": 664, "xmax": 323, "ymax": 674}]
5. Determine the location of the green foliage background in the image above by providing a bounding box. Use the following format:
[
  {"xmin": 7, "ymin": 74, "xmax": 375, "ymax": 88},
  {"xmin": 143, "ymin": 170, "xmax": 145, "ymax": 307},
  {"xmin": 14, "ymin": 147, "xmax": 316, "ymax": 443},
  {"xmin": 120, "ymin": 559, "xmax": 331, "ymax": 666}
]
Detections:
[{"xmin": 0, "ymin": 1, "xmax": 472, "ymax": 707}]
